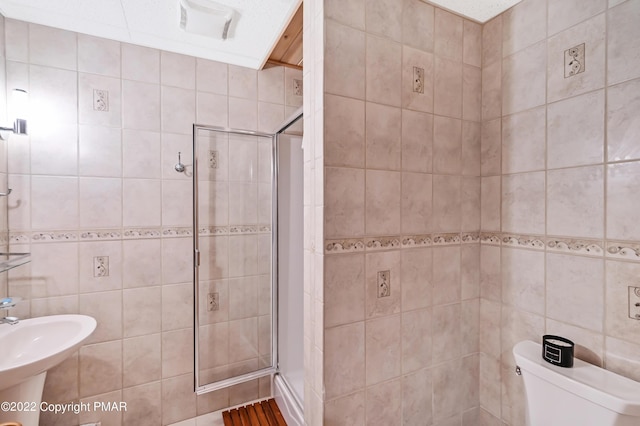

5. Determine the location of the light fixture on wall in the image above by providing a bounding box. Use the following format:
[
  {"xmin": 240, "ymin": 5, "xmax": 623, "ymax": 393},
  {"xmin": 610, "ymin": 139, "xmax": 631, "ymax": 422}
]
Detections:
[{"xmin": 0, "ymin": 89, "xmax": 28, "ymax": 138}]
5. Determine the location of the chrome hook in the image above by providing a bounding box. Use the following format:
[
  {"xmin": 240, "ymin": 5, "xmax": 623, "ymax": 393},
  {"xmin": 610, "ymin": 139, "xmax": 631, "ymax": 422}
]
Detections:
[
  {"xmin": 0, "ymin": 188, "xmax": 12, "ymax": 197},
  {"xmin": 175, "ymin": 152, "xmax": 186, "ymax": 173}
]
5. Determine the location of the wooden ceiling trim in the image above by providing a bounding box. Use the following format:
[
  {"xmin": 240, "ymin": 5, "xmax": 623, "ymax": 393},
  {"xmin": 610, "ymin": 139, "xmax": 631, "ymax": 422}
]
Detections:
[{"xmin": 265, "ymin": 2, "xmax": 303, "ymax": 70}]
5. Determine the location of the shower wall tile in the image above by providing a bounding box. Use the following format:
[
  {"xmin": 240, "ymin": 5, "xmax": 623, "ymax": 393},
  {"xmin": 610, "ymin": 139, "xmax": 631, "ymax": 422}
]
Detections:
[
  {"xmin": 365, "ymin": 314, "xmax": 402, "ymax": 385},
  {"xmin": 161, "ymin": 51, "xmax": 196, "ymax": 90},
  {"xmin": 547, "ymin": 89, "xmax": 604, "ymax": 169},
  {"xmin": 79, "ymin": 125, "xmax": 122, "ymax": 177},
  {"xmin": 122, "ymin": 43, "xmax": 160, "ymax": 84},
  {"xmin": 432, "ymin": 358, "xmax": 462, "ymax": 421},
  {"xmin": 80, "ymin": 290, "xmax": 122, "ymax": 344},
  {"xmin": 548, "ymin": 0, "xmax": 605, "ymax": 35},
  {"xmin": 258, "ymin": 102, "xmax": 284, "ymax": 133},
  {"xmin": 501, "ymin": 248, "xmax": 545, "ymax": 315},
  {"xmin": 402, "ymin": 307, "xmax": 432, "ymax": 373},
  {"xmin": 401, "ymin": 109, "xmax": 433, "ymax": 173},
  {"xmin": 123, "ymin": 333, "xmax": 161, "ymax": 387},
  {"xmin": 462, "ymin": 121, "xmax": 481, "ymax": 176},
  {"xmin": 324, "ymin": 322, "xmax": 366, "ymax": 399},
  {"xmin": 433, "ymin": 116, "xmax": 462, "ymax": 174},
  {"xmin": 401, "ymin": 248, "xmax": 432, "ymax": 311},
  {"xmin": 30, "ymin": 65, "xmax": 78, "ymax": 125},
  {"xmin": 462, "ymin": 65, "xmax": 481, "ymax": 122},
  {"xmin": 325, "ymin": 167, "xmax": 365, "ymax": 238},
  {"xmin": 29, "ymin": 24, "xmax": 77, "ymax": 70},
  {"xmin": 546, "ymin": 253, "xmax": 604, "ymax": 331},
  {"xmin": 401, "ymin": 172, "xmax": 432, "ymax": 234},
  {"xmin": 324, "ymin": 254, "xmax": 366, "ymax": 328},
  {"xmin": 434, "ymin": 57, "xmax": 462, "ymax": 118},
  {"xmin": 228, "ymin": 65, "xmax": 257, "ymax": 100},
  {"xmin": 432, "ymin": 246, "xmax": 461, "ymax": 306},
  {"xmin": 123, "ymin": 286, "xmax": 161, "ymax": 337},
  {"xmin": 365, "ymin": 170, "xmax": 401, "ymax": 235},
  {"xmin": 402, "ymin": 0, "xmax": 435, "ymax": 52},
  {"xmin": 432, "ymin": 174, "xmax": 461, "ymax": 232},
  {"xmin": 607, "ymin": 0, "xmax": 640, "ymax": 85},
  {"xmin": 366, "ymin": 379, "xmax": 402, "ymax": 425},
  {"xmin": 122, "ymin": 80, "xmax": 161, "ymax": 131},
  {"xmin": 366, "ymin": 35, "xmax": 402, "ymax": 107},
  {"xmin": 324, "ymin": 392, "xmax": 365, "ymax": 426},
  {"xmin": 365, "ymin": 103, "xmax": 402, "ymax": 170},
  {"xmin": 607, "ymin": 162, "xmax": 640, "ymax": 241},
  {"xmin": 461, "ymin": 176, "xmax": 480, "ymax": 230},
  {"xmin": 547, "ymin": 166, "xmax": 604, "ymax": 238},
  {"xmin": 196, "ymin": 58, "xmax": 228, "ymax": 95},
  {"xmin": 547, "ymin": 14, "xmax": 606, "ymax": 103},
  {"xmin": 502, "ymin": 41, "xmax": 546, "ymax": 115},
  {"xmin": 78, "ymin": 34, "xmax": 121, "ymax": 78},
  {"xmin": 196, "ymin": 92, "xmax": 228, "ymax": 127},
  {"xmin": 365, "ymin": 0, "xmax": 402, "ymax": 42},
  {"xmin": 463, "ymin": 20, "xmax": 482, "ymax": 67},
  {"xmin": 482, "ymin": 15, "xmax": 502, "ymax": 67},
  {"xmin": 161, "ymin": 374, "xmax": 197, "ymax": 424},
  {"xmin": 501, "ymin": 106, "xmax": 545, "ymax": 174},
  {"xmin": 79, "ymin": 340, "xmax": 123, "ymax": 398},
  {"xmin": 501, "ymin": 172, "xmax": 545, "ymax": 235},
  {"xmin": 325, "ymin": 0, "xmax": 365, "ymax": 29},
  {"xmin": 324, "ymin": 21, "xmax": 365, "ymax": 99},
  {"xmin": 161, "ymin": 86, "xmax": 196, "ymax": 135},
  {"xmin": 480, "ymin": 118, "xmax": 501, "ymax": 176},
  {"xmin": 402, "ymin": 369, "xmax": 433, "ymax": 425},
  {"xmin": 31, "ymin": 176, "xmax": 78, "ymax": 230},
  {"xmin": 30, "ymin": 123, "xmax": 78, "ymax": 176},
  {"xmin": 608, "ymin": 78, "xmax": 640, "ymax": 162},
  {"xmin": 482, "ymin": 61, "xmax": 502, "ymax": 121},
  {"xmin": 434, "ymin": 8, "xmax": 463, "ymax": 61},
  {"xmin": 501, "ymin": 0, "xmax": 546, "ymax": 57}
]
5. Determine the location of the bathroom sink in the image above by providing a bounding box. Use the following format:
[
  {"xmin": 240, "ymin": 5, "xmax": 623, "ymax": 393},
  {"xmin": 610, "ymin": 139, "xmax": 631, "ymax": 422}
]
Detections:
[{"xmin": 0, "ymin": 314, "xmax": 96, "ymax": 392}]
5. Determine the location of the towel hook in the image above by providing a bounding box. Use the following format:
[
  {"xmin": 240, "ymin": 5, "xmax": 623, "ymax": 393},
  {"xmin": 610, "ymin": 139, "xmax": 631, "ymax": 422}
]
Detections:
[
  {"xmin": 175, "ymin": 152, "xmax": 186, "ymax": 173},
  {"xmin": 0, "ymin": 188, "xmax": 12, "ymax": 197}
]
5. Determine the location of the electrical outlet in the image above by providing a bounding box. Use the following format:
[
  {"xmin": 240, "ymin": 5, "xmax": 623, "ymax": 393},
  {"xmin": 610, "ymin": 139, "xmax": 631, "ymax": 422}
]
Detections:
[
  {"xmin": 377, "ymin": 270, "xmax": 390, "ymax": 298},
  {"xmin": 93, "ymin": 89, "xmax": 109, "ymax": 111},
  {"xmin": 564, "ymin": 43, "xmax": 585, "ymax": 78},
  {"xmin": 209, "ymin": 150, "xmax": 218, "ymax": 169},
  {"xmin": 208, "ymin": 292, "xmax": 219, "ymax": 311},
  {"xmin": 93, "ymin": 256, "xmax": 109, "ymax": 278},
  {"xmin": 293, "ymin": 79, "xmax": 303, "ymax": 96},
  {"xmin": 629, "ymin": 286, "xmax": 640, "ymax": 320},
  {"xmin": 413, "ymin": 66, "xmax": 424, "ymax": 94}
]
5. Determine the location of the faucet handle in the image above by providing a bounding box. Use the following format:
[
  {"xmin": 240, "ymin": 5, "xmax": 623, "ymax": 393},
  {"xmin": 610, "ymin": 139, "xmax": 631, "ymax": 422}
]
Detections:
[
  {"xmin": 0, "ymin": 297, "xmax": 21, "ymax": 310},
  {"xmin": 1, "ymin": 316, "xmax": 19, "ymax": 325}
]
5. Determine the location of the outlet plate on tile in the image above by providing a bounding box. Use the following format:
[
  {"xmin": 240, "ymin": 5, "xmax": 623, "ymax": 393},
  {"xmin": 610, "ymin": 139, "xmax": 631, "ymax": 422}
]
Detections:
[
  {"xmin": 209, "ymin": 150, "xmax": 218, "ymax": 169},
  {"xmin": 629, "ymin": 286, "xmax": 640, "ymax": 320},
  {"xmin": 93, "ymin": 89, "xmax": 109, "ymax": 111},
  {"xmin": 413, "ymin": 66, "xmax": 424, "ymax": 94},
  {"xmin": 93, "ymin": 256, "xmax": 109, "ymax": 278},
  {"xmin": 564, "ymin": 43, "xmax": 585, "ymax": 78},
  {"xmin": 377, "ymin": 270, "xmax": 390, "ymax": 298},
  {"xmin": 293, "ymin": 79, "xmax": 303, "ymax": 96},
  {"xmin": 208, "ymin": 292, "xmax": 219, "ymax": 311}
]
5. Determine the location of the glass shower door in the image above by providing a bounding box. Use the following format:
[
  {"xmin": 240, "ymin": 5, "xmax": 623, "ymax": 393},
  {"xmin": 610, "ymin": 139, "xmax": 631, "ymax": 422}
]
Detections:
[{"xmin": 193, "ymin": 125, "xmax": 277, "ymax": 393}]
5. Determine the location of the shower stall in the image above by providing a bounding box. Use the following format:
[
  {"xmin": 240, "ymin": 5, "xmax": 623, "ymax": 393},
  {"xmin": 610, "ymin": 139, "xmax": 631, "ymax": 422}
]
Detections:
[{"xmin": 191, "ymin": 109, "xmax": 304, "ymax": 423}]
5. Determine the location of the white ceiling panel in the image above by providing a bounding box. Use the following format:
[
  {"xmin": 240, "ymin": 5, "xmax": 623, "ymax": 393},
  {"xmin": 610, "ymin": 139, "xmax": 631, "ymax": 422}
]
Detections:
[
  {"xmin": 0, "ymin": 0, "xmax": 301, "ymax": 69},
  {"xmin": 424, "ymin": 0, "xmax": 523, "ymax": 23}
]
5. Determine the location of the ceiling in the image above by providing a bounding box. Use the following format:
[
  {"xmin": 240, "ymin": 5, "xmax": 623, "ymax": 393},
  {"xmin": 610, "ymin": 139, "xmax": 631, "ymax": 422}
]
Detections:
[
  {"xmin": 0, "ymin": 0, "xmax": 520, "ymax": 71},
  {"xmin": 0, "ymin": 0, "xmax": 301, "ymax": 70},
  {"xmin": 425, "ymin": 0, "xmax": 523, "ymax": 23}
]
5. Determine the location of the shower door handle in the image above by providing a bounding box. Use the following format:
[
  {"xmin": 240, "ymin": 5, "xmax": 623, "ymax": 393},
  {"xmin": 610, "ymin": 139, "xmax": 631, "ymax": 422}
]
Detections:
[{"xmin": 194, "ymin": 249, "xmax": 200, "ymax": 266}]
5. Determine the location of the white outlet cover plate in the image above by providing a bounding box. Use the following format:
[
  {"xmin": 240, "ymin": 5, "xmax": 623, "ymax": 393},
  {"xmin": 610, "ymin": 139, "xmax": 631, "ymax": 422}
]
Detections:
[{"xmin": 423, "ymin": 0, "xmax": 523, "ymax": 23}]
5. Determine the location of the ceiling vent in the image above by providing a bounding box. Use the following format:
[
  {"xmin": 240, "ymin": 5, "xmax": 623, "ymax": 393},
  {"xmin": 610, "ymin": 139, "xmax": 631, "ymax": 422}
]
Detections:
[{"xmin": 179, "ymin": 0, "xmax": 234, "ymax": 40}]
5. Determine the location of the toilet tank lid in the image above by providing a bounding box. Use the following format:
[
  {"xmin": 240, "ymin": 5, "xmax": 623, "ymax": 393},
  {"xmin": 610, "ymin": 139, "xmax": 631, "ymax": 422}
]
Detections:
[{"xmin": 513, "ymin": 340, "xmax": 640, "ymax": 417}]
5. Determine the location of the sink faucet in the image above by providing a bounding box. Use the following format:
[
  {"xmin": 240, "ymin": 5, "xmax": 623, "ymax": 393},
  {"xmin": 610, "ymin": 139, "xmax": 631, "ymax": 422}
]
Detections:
[{"xmin": 0, "ymin": 316, "xmax": 19, "ymax": 325}]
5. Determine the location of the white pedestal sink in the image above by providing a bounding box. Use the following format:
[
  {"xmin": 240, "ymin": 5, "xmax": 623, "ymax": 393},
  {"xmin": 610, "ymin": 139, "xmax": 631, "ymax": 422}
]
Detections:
[{"xmin": 0, "ymin": 315, "xmax": 96, "ymax": 426}]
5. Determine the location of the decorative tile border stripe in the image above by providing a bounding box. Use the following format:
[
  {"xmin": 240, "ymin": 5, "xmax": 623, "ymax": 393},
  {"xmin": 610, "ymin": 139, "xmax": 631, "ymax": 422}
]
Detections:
[
  {"xmin": 325, "ymin": 239, "xmax": 365, "ymax": 253},
  {"xmin": 433, "ymin": 233, "xmax": 461, "ymax": 246},
  {"xmin": 8, "ymin": 224, "xmax": 273, "ymax": 244},
  {"xmin": 461, "ymin": 232, "xmax": 480, "ymax": 244},
  {"xmin": 480, "ymin": 233, "xmax": 501, "ymax": 245},
  {"xmin": 502, "ymin": 234, "xmax": 545, "ymax": 250},
  {"xmin": 606, "ymin": 241, "xmax": 640, "ymax": 260},
  {"xmin": 365, "ymin": 236, "xmax": 401, "ymax": 251},
  {"xmin": 547, "ymin": 237, "xmax": 604, "ymax": 257},
  {"xmin": 402, "ymin": 235, "xmax": 432, "ymax": 248}
]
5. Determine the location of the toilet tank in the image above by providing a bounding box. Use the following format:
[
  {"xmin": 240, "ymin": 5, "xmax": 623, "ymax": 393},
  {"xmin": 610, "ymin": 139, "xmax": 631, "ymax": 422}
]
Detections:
[{"xmin": 513, "ymin": 340, "xmax": 640, "ymax": 426}]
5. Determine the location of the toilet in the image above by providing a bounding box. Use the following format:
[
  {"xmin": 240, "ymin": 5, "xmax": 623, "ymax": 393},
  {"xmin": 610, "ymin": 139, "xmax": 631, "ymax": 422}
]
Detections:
[{"xmin": 513, "ymin": 340, "xmax": 640, "ymax": 426}]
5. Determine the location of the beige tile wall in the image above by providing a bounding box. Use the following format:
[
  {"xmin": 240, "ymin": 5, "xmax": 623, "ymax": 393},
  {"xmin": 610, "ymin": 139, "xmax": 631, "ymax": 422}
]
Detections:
[
  {"xmin": 318, "ymin": 0, "xmax": 482, "ymax": 424},
  {"xmin": 0, "ymin": 18, "xmax": 302, "ymax": 425},
  {"xmin": 480, "ymin": 0, "xmax": 640, "ymax": 424}
]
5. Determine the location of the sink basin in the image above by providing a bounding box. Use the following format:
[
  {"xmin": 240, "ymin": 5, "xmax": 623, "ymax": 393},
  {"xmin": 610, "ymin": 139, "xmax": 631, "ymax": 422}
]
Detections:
[{"xmin": 0, "ymin": 314, "xmax": 96, "ymax": 392}]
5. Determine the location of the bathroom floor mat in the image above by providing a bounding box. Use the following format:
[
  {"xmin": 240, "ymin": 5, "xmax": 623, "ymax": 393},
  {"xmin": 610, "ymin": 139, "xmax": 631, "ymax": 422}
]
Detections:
[{"xmin": 222, "ymin": 398, "xmax": 287, "ymax": 426}]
